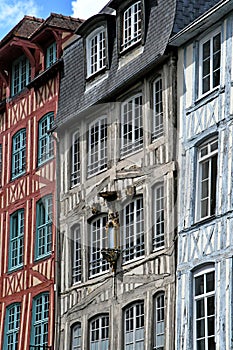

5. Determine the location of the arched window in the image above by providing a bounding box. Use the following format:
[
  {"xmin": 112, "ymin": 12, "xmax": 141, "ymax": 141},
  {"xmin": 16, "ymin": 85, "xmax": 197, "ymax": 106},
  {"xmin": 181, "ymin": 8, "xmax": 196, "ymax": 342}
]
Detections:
[
  {"xmin": 12, "ymin": 128, "xmax": 26, "ymax": 179},
  {"xmin": 196, "ymin": 138, "xmax": 218, "ymax": 221},
  {"xmin": 89, "ymin": 314, "xmax": 109, "ymax": 350},
  {"xmin": 4, "ymin": 303, "xmax": 21, "ymax": 350},
  {"xmin": 72, "ymin": 225, "xmax": 82, "ymax": 284},
  {"xmin": 71, "ymin": 323, "xmax": 82, "ymax": 350},
  {"xmin": 123, "ymin": 196, "xmax": 144, "ymax": 262},
  {"xmin": 193, "ymin": 266, "xmax": 215, "ymax": 350},
  {"xmin": 153, "ymin": 292, "xmax": 165, "ymax": 349},
  {"xmin": 89, "ymin": 215, "xmax": 109, "ymax": 277},
  {"xmin": 124, "ymin": 301, "xmax": 144, "ymax": 349}
]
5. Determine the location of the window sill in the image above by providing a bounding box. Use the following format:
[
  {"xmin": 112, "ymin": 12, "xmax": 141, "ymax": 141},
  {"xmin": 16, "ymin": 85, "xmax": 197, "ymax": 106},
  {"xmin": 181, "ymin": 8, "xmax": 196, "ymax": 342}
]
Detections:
[
  {"xmin": 191, "ymin": 214, "xmax": 216, "ymax": 229},
  {"xmin": 11, "ymin": 171, "xmax": 26, "ymax": 181},
  {"xmin": 37, "ymin": 155, "xmax": 54, "ymax": 168},
  {"xmin": 186, "ymin": 86, "xmax": 224, "ymax": 115},
  {"xmin": 34, "ymin": 253, "xmax": 52, "ymax": 263},
  {"xmin": 85, "ymin": 70, "xmax": 109, "ymax": 92},
  {"xmin": 8, "ymin": 265, "xmax": 23, "ymax": 274},
  {"xmin": 118, "ymin": 45, "xmax": 144, "ymax": 69}
]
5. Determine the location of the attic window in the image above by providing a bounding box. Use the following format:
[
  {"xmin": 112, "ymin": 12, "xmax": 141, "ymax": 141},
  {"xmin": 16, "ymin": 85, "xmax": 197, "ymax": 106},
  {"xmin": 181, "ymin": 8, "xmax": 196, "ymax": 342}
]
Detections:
[
  {"xmin": 121, "ymin": 1, "xmax": 142, "ymax": 52},
  {"xmin": 46, "ymin": 42, "xmax": 57, "ymax": 68},
  {"xmin": 12, "ymin": 55, "xmax": 31, "ymax": 96},
  {"xmin": 86, "ymin": 27, "xmax": 107, "ymax": 78}
]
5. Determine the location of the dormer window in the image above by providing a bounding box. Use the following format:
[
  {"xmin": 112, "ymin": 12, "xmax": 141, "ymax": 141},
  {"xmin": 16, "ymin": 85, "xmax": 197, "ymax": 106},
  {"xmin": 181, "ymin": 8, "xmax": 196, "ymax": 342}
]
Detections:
[
  {"xmin": 86, "ymin": 27, "xmax": 107, "ymax": 77},
  {"xmin": 46, "ymin": 42, "xmax": 57, "ymax": 68},
  {"xmin": 12, "ymin": 55, "xmax": 31, "ymax": 96},
  {"xmin": 121, "ymin": 1, "xmax": 142, "ymax": 52}
]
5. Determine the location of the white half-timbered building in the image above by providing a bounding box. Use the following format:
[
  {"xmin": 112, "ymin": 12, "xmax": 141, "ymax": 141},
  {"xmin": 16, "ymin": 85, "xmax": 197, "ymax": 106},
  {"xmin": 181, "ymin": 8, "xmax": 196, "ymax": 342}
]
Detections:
[
  {"xmin": 55, "ymin": 1, "xmax": 220, "ymax": 349},
  {"xmin": 170, "ymin": 1, "xmax": 233, "ymax": 349}
]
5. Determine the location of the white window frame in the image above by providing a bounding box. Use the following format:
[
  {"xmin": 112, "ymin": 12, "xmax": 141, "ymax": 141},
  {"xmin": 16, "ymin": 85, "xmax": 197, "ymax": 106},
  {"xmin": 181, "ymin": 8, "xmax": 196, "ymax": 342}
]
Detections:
[
  {"xmin": 121, "ymin": 1, "xmax": 142, "ymax": 51},
  {"xmin": 124, "ymin": 302, "xmax": 144, "ymax": 349},
  {"xmin": 71, "ymin": 131, "xmax": 80, "ymax": 187},
  {"xmin": 72, "ymin": 225, "xmax": 82, "ymax": 284},
  {"xmin": 86, "ymin": 27, "xmax": 107, "ymax": 77},
  {"xmin": 193, "ymin": 266, "xmax": 215, "ymax": 350},
  {"xmin": 89, "ymin": 216, "xmax": 109, "ymax": 277},
  {"xmin": 123, "ymin": 196, "xmax": 144, "ymax": 263},
  {"xmin": 153, "ymin": 184, "xmax": 165, "ymax": 250},
  {"xmin": 89, "ymin": 315, "xmax": 109, "ymax": 350},
  {"xmin": 154, "ymin": 293, "xmax": 165, "ymax": 350},
  {"xmin": 199, "ymin": 29, "xmax": 221, "ymax": 97},
  {"xmin": 87, "ymin": 116, "xmax": 108, "ymax": 177},
  {"xmin": 120, "ymin": 94, "xmax": 143, "ymax": 158},
  {"xmin": 196, "ymin": 138, "xmax": 218, "ymax": 221},
  {"xmin": 71, "ymin": 323, "xmax": 82, "ymax": 350},
  {"xmin": 152, "ymin": 77, "xmax": 163, "ymax": 140}
]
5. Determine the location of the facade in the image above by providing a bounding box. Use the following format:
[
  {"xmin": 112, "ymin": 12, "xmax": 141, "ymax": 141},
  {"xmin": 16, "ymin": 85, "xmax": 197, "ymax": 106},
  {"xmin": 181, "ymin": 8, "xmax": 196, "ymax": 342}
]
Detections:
[
  {"xmin": 55, "ymin": 1, "xmax": 221, "ymax": 349},
  {"xmin": 0, "ymin": 14, "xmax": 81, "ymax": 350},
  {"xmin": 172, "ymin": 1, "xmax": 233, "ymax": 349}
]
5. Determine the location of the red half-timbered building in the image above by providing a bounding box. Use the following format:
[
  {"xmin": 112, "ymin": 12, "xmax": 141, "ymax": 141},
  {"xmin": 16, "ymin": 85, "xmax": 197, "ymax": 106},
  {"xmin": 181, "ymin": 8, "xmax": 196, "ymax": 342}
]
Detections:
[{"xmin": 0, "ymin": 14, "xmax": 82, "ymax": 350}]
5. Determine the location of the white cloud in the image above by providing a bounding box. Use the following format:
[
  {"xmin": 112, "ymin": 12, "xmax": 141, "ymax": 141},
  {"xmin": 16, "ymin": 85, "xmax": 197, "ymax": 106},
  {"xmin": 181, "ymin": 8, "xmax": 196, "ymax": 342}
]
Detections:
[
  {"xmin": 0, "ymin": 0, "xmax": 40, "ymax": 29},
  {"xmin": 71, "ymin": 0, "xmax": 108, "ymax": 19}
]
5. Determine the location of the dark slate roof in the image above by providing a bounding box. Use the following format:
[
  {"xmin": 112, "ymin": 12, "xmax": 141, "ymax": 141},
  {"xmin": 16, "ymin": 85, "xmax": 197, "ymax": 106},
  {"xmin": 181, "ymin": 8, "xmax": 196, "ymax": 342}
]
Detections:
[
  {"xmin": 172, "ymin": 0, "xmax": 223, "ymax": 34},
  {"xmin": 37, "ymin": 13, "xmax": 83, "ymax": 32},
  {"xmin": 56, "ymin": 0, "xmax": 223, "ymax": 127}
]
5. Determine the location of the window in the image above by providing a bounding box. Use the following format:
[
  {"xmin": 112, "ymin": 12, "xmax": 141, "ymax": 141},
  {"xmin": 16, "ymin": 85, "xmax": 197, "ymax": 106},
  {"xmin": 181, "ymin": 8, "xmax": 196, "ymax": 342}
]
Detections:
[
  {"xmin": 154, "ymin": 293, "xmax": 165, "ymax": 350},
  {"xmin": 31, "ymin": 293, "xmax": 49, "ymax": 348},
  {"xmin": 12, "ymin": 55, "xmax": 31, "ymax": 96},
  {"xmin": 72, "ymin": 225, "xmax": 82, "ymax": 284},
  {"xmin": 38, "ymin": 112, "xmax": 54, "ymax": 166},
  {"xmin": 194, "ymin": 267, "xmax": 215, "ymax": 350},
  {"xmin": 4, "ymin": 303, "xmax": 21, "ymax": 350},
  {"xmin": 90, "ymin": 315, "xmax": 109, "ymax": 350},
  {"xmin": 35, "ymin": 195, "xmax": 53, "ymax": 260},
  {"xmin": 199, "ymin": 30, "xmax": 221, "ymax": 95},
  {"xmin": 121, "ymin": 94, "xmax": 143, "ymax": 157},
  {"xmin": 152, "ymin": 77, "xmax": 163, "ymax": 140},
  {"xmin": 71, "ymin": 131, "xmax": 80, "ymax": 187},
  {"xmin": 196, "ymin": 138, "xmax": 218, "ymax": 220},
  {"xmin": 123, "ymin": 197, "xmax": 144, "ymax": 262},
  {"xmin": 46, "ymin": 42, "xmax": 57, "ymax": 68},
  {"xmin": 89, "ymin": 216, "xmax": 109, "ymax": 277},
  {"xmin": 87, "ymin": 27, "xmax": 106, "ymax": 77},
  {"xmin": 153, "ymin": 184, "xmax": 165, "ymax": 250},
  {"xmin": 88, "ymin": 116, "xmax": 107, "ymax": 177},
  {"xmin": 9, "ymin": 209, "xmax": 24, "ymax": 271},
  {"xmin": 71, "ymin": 323, "xmax": 82, "ymax": 350},
  {"xmin": 124, "ymin": 302, "xmax": 144, "ymax": 349},
  {"xmin": 12, "ymin": 129, "xmax": 26, "ymax": 179},
  {"xmin": 121, "ymin": 1, "xmax": 142, "ymax": 51}
]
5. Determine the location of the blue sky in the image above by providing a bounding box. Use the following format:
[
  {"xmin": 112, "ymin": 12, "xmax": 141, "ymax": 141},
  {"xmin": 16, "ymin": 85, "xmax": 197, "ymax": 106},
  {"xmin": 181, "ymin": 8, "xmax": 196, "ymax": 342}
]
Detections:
[{"xmin": 0, "ymin": 0, "xmax": 108, "ymax": 40}]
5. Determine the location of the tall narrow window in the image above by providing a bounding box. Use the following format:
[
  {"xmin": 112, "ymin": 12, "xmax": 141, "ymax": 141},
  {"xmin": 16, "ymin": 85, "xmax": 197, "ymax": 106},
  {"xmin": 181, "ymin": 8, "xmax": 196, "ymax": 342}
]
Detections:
[
  {"xmin": 89, "ymin": 216, "xmax": 109, "ymax": 277},
  {"xmin": 12, "ymin": 55, "xmax": 31, "ymax": 95},
  {"xmin": 72, "ymin": 225, "xmax": 82, "ymax": 284},
  {"xmin": 121, "ymin": 94, "xmax": 143, "ymax": 157},
  {"xmin": 87, "ymin": 28, "xmax": 106, "ymax": 77},
  {"xmin": 9, "ymin": 209, "xmax": 24, "ymax": 271},
  {"xmin": 46, "ymin": 42, "xmax": 57, "ymax": 68},
  {"xmin": 71, "ymin": 323, "xmax": 82, "ymax": 350},
  {"xmin": 71, "ymin": 131, "xmax": 80, "ymax": 187},
  {"xmin": 35, "ymin": 195, "xmax": 53, "ymax": 260},
  {"xmin": 4, "ymin": 303, "xmax": 21, "ymax": 350},
  {"xmin": 31, "ymin": 293, "xmax": 49, "ymax": 348},
  {"xmin": 152, "ymin": 77, "xmax": 163, "ymax": 140},
  {"xmin": 196, "ymin": 138, "xmax": 218, "ymax": 220},
  {"xmin": 199, "ymin": 30, "xmax": 221, "ymax": 95},
  {"xmin": 121, "ymin": 1, "xmax": 142, "ymax": 51},
  {"xmin": 124, "ymin": 302, "xmax": 144, "ymax": 349},
  {"xmin": 90, "ymin": 315, "xmax": 109, "ymax": 350},
  {"xmin": 12, "ymin": 128, "xmax": 26, "ymax": 179},
  {"xmin": 194, "ymin": 267, "xmax": 215, "ymax": 350},
  {"xmin": 88, "ymin": 116, "xmax": 107, "ymax": 177},
  {"xmin": 38, "ymin": 112, "xmax": 54, "ymax": 166},
  {"xmin": 154, "ymin": 293, "xmax": 165, "ymax": 349},
  {"xmin": 153, "ymin": 184, "xmax": 165, "ymax": 250},
  {"xmin": 123, "ymin": 197, "xmax": 144, "ymax": 262}
]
